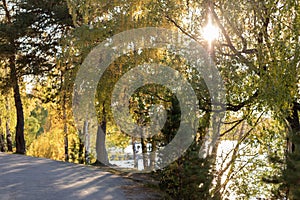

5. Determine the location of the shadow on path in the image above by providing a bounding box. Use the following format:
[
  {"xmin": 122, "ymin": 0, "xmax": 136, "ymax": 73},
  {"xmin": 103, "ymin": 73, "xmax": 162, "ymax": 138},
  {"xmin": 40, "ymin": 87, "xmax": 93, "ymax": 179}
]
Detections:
[{"xmin": 0, "ymin": 153, "xmax": 156, "ymax": 200}]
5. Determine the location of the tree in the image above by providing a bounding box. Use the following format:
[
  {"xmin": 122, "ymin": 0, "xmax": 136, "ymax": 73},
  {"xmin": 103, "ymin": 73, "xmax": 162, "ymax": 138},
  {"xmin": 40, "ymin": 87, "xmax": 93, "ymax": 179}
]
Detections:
[
  {"xmin": 66, "ymin": 1, "xmax": 217, "ymax": 197},
  {"xmin": 5, "ymin": 96, "xmax": 13, "ymax": 152},
  {"xmin": 164, "ymin": 0, "xmax": 299, "ymax": 198},
  {"xmin": 0, "ymin": 0, "xmax": 73, "ymax": 154},
  {"xmin": 36, "ymin": 0, "xmax": 299, "ymax": 198},
  {"xmin": 0, "ymin": 118, "xmax": 4, "ymax": 152},
  {"xmin": 210, "ymin": 1, "xmax": 300, "ymax": 198}
]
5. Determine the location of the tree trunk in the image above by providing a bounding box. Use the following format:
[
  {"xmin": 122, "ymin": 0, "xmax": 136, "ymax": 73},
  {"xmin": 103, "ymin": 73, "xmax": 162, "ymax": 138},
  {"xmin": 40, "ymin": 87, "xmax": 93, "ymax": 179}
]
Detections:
[
  {"xmin": 0, "ymin": 117, "xmax": 5, "ymax": 152},
  {"xmin": 83, "ymin": 120, "xmax": 90, "ymax": 164},
  {"xmin": 10, "ymin": 55, "xmax": 25, "ymax": 154},
  {"xmin": 286, "ymin": 102, "xmax": 300, "ymax": 199},
  {"xmin": 141, "ymin": 137, "xmax": 148, "ymax": 170},
  {"xmin": 63, "ymin": 93, "xmax": 69, "ymax": 162},
  {"xmin": 64, "ymin": 134, "xmax": 68, "ymax": 162},
  {"xmin": 0, "ymin": 134, "xmax": 4, "ymax": 152},
  {"xmin": 78, "ymin": 137, "xmax": 84, "ymax": 164},
  {"xmin": 5, "ymin": 99, "xmax": 13, "ymax": 152},
  {"xmin": 2, "ymin": 0, "xmax": 25, "ymax": 154},
  {"xmin": 132, "ymin": 137, "xmax": 138, "ymax": 168},
  {"xmin": 0, "ymin": 122, "xmax": 5, "ymax": 152},
  {"xmin": 95, "ymin": 120, "xmax": 109, "ymax": 165},
  {"xmin": 149, "ymin": 138, "xmax": 156, "ymax": 170}
]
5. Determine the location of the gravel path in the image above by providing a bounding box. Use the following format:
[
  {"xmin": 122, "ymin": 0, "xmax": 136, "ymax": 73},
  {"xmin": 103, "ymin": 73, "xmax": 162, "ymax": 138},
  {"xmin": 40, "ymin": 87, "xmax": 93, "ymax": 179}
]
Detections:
[{"xmin": 0, "ymin": 153, "xmax": 163, "ymax": 200}]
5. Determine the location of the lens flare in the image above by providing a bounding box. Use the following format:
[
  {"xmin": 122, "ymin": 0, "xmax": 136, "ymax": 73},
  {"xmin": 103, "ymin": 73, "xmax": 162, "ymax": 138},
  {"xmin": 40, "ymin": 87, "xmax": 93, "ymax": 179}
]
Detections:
[{"xmin": 202, "ymin": 15, "xmax": 219, "ymax": 46}]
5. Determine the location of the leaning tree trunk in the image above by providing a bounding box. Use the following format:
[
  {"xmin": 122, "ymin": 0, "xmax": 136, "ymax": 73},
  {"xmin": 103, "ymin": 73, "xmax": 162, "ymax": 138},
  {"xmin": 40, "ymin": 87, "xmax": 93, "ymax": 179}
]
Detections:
[
  {"xmin": 2, "ymin": 0, "xmax": 25, "ymax": 154},
  {"xmin": 10, "ymin": 55, "xmax": 25, "ymax": 154},
  {"xmin": 286, "ymin": 102, "xmax": 300, "ymax": 199}
]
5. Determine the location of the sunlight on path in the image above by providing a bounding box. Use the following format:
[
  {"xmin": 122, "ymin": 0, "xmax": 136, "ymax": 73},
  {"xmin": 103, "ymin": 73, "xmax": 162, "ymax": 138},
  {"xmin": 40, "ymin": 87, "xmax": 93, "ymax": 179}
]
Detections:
[{"xmin": 0, "ymin": 153, "xmax": 149, "ymax": 200}]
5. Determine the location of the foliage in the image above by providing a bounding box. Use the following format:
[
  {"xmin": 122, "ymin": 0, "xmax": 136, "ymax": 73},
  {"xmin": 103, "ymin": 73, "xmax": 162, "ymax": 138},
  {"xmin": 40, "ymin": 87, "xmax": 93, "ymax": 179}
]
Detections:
[
  {"xmin": 159, "ymin": 142, "xmax": 214, "ymax": 199},
  {"xmin": 0, "ymin": 0, "xmax": 299, "ymax": 199},
  {"xmin": 222, "ymin": 117, "xmax": 287, "ymax": 199}
]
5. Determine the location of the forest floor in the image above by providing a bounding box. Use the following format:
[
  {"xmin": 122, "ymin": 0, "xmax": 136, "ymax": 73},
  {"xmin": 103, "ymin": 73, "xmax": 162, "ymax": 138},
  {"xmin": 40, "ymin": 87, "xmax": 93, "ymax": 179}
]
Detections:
[{"xmin": 0, "ymin": 153, "xmax": 167, "ymax": 200}]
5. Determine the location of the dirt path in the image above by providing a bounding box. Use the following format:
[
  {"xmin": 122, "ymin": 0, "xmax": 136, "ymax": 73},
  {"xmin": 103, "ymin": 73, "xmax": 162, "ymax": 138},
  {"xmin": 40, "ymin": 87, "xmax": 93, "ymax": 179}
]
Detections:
[{"xmin": 0, "ymin": 153, "xmax": 164, "ymax": 200}]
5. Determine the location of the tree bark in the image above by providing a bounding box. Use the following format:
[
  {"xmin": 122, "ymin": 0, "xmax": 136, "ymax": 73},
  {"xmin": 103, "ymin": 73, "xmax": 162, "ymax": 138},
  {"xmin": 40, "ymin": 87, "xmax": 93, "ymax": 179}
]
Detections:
[
  {"xmin": 0, "ymin": 134, "xmax": 5, "ymax": 152},
  {"xmin": 132, "ymin": 137, "xmax": 138, "ymax": 168},
  {"xmin": 4, "ymin": 0, "xmax": 25, "ymax": 154},
  {"xmin": 0, "ymin": 121, "xmax": 5, "ymax": 152},
  {"xmin": 78, "ymin": 137, "xmax": 84, "ymax": 164},
  {"xmin": 286, "ymin": 102, "xmax": 300, "ymax": 199},
  {"xmin": 149, "ymin": 138, "xmax": 156, "ymax": 170},
  {"xmin": 10, "ymin": 55, "xmax": 26, "ymax": 154},
  {"xmin": 6, "ymin": 120, "xmax": 12, "ymax": 152},
  {"xmin": 63, "ymin": 93, "xmax": 69, "ymax": 162},
  {"xmin": 0, "ymin": 116, "xmax": 5, "ymax": 152},
  {"xmin": 83, "ymin": 120, "xmax": 90, "ymax": 164},
  {"xmin": 5, "ymin": 98, "xmax": 12, "ymax": 152},
  {"xmin": 95, "ymin": 120, "xmax": 109, "ymax": 165},
  {"xmin": 141, "ymin": 137, "xmax": 149, "ymax": 170}
]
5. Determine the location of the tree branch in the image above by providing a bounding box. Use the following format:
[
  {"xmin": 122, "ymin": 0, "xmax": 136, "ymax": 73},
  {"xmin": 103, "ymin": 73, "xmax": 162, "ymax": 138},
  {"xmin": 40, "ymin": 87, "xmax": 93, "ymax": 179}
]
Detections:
[
  {"xmin": 226, "ymin": 91, "xmax": 259, "ymax": 112},
  {"xmin": 220, "ymin": 117, "xmax": 246, "ymax": 137},
  {"xmin": 294, "ymin": 101, "xmax": 300, "ymax": 111},
  {"xmin": 165, "ymin": 15, "xmax": 200, "ymax": 43},
  {"xmin": 210, "ymin": 6, "xmax": 258, "ymax": 74},
  {"xmin": 2, "ymin": 0, "xmax": 11, "ymax": 23}
]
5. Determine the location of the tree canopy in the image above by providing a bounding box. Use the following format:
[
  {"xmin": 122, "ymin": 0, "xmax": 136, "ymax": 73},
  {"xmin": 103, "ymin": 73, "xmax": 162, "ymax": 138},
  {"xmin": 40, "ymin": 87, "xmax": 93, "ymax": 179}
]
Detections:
[{"xmin": 0, "ymin": 0, "xmax": 299, "ymax": 199}]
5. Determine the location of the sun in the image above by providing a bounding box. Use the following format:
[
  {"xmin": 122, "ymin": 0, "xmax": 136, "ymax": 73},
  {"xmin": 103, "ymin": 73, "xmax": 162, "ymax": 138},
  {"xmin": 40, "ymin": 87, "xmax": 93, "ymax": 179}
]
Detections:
[{"xmin": 202, "ymin": 15, "xmax": 219, "ymax": 46}]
